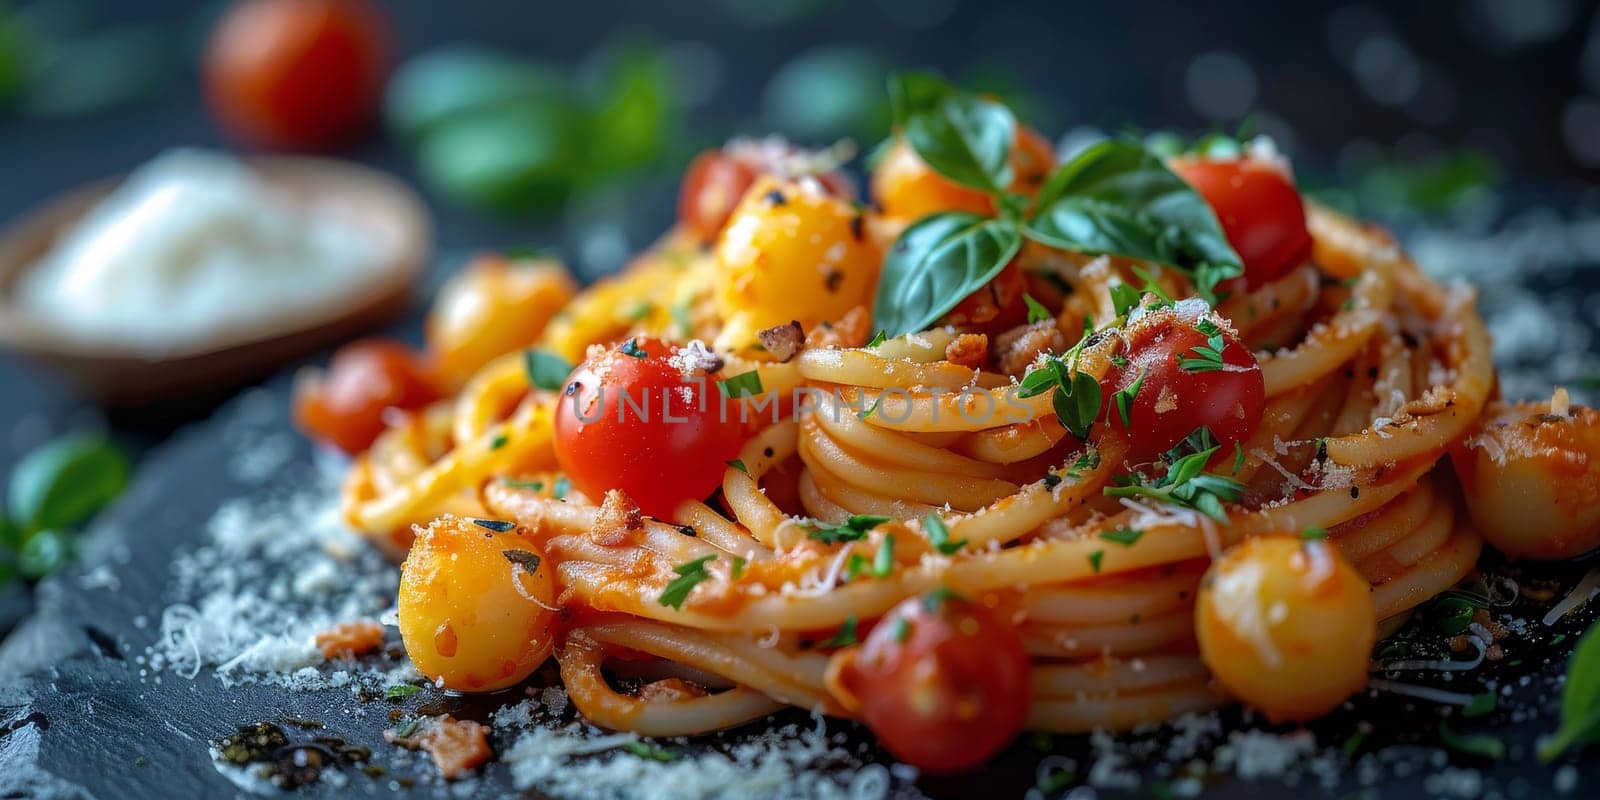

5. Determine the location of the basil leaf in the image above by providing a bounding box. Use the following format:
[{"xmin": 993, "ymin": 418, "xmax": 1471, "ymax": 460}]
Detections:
[
  {"xmin": 18, "ymin": 528, "xmax": 73, "ymax": 579},
  {"xmin": 9, "ymin": 436, "xmax": 129, "ymax": 534},
  {"xmin": 523, "ymin": 349, "xmax": 573, "ymax": 391},
  {"xmin": 873, "ymin": 212, "xmax": 1023, "ymax": 337},
  {"xmin": 888, "ymin": 72, "xmax": 1015, "ymax": 193},
  {"xmin": 1024, "ymin": 140, "xmax": 1243, "ymax": 299},
  {"xmin": 1540, "ymin": 617, "xmax": 1600, "ymax": 762}
]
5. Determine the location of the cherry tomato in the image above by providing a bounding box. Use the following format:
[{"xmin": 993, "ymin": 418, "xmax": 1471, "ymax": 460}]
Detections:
[
  {"xmin": 1100, "ymin": 311, "xmax": 1264, "ymax": 462},
  {"xmin": 1168, "ymin": 156, "xmax": 1312, "ymax": 288},
  {"xmin": 553, "ymin": 338, "xmax": 746, "ymax": 518},
  {"xmin": 939, "ymin": 262, "xmax": 1029, "ymax": 334},
  {"xmin": 205, "ymin": 0, "xmax": 391, "ymax": 150},
  {"xmin": 293, "ymin": 339, "xmax": 442, "ymax": 454},
  {"xmin": 1196, "ymin": 535, "xmax": 1375, "ymax": 722},
  {"xmin": 677, "ymin": 141, "xmax": 853, "ymax": 244},
  {"xmin": 1451, "ymin": 398, "xmax": 1600, "ymax": 560},
  {"xmin": 871, "ymin": 125, "xmax": 1056, "ymax": 221},
  {"xmin": 831, "ymin": 592, "xmax": 1030, "ymax": 773}
]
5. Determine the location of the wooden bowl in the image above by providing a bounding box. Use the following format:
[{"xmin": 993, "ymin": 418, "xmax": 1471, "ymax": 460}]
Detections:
[{"xmin": 0, "ymin": 156, "xmax": 431, "ymax": 406}]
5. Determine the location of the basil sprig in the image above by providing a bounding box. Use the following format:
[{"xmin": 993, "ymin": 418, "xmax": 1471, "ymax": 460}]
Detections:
[
  {"xmin": 871, "ymin": 73, "xmax": 1243, "ymax": 338},
  {"xmin": 1540, "ymin": 616, "xmax": 1600, "ymax": 762},
  {"xmin": 1, "ymin": 435, "xmax": 129, "ymax": 585}
]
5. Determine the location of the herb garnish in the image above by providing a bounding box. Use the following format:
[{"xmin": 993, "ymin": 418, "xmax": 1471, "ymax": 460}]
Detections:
[
  {"xmin": 872, "ymin": 536, "xmax": 895, "ymax": 578},
  {"xmin": 1023, "ymin": 293, "xmax": 1052, "ymax": 324},
  {"xmin": 1300, "ymin": 527, "xmax": 1330, "ymax": 541},
  {"xmin": 730, "ymin": 556, "xmax": 747, "ymax": 580},
  {"xmin": 1177, "ymin": 320, "xmax": 1229, "ymax": 372},
  {"xmin": 658, "ymin": 554, "xmax": 717, "ymax": 610},
  {"xmin": 552, "ymin": 476, "xmax": 571, "ymax": 500},
  {"xmin": 727, "ymin": 459, "xmax": 749, "ymax": 475},
  {"xmin": 490, "ymin": 433, "xmax": 509, "ymax": 450},
  {"xmin": 871, "ymin": 73, "xmax": 1241, "ymax": 337},
  {"xmin": 471, "ymin": 518, "xmax": 516, "ymax": 532},
  {"xmin": 1088, "ymin": 550, "xmax": 1105, "ymax": 572},
  {"xmin": 804, "ymin": 514, "xmax": 891, "ymax": 544},
  {"xmin": 521, "ymin": 348, "xmax": 572, "ymax": 392},
  {"xmin": 865, "ymin": 330, "xmax": 887, "ymax": 348},
  {"xmin": 1462, "ymin": 692, "xmax": 1497, "ymax": 718},
  {"xmin": 1440, "ymin": 720, "xmax": 1504, "ymax": 759},
  {"xmin": 621, "ymin": 742, "xmax": 679, "ymax": 762},
  {"xmin": 1539, "ymin": 617, "xmax": 1600, "ymax": 762},
  {"xmin": 619, "ymin": 338, "xmax": 648, "ymax": 358},
  {"xmin": 1018, "ymin": 354, "xmax": 1102, "ymax": 439},
  {"xmin": 817, "ymin": 617, "xmax": 859, "ymax": 648},
  {"xmin": 499, "ymin": 477, "xmax": 544, "ymax": 491},
  {"xmin": 717, "ymin": 370, "xmax": 764, "ymax": 398},
  {"xmin": 384, "ymin": 684, "xmax": 423, "ymax": 700},
  {"xmin": 1111, "ymin": 367, "xmax": 1146, "ymax": 427},
  {"xmin": 892, "ymin": 617, "xmax": 911, "ymax": 642},
  {"xmin": 1103, "ymin": 445, "xmax": 1245, "ymax": 522},
  {"xmin": 923, "ymin": 513, "xmax": 967, "ymax": 555},
  {"xmin": 1100, "ymin": 528, "xmax": 1144, "ymax": 546}
]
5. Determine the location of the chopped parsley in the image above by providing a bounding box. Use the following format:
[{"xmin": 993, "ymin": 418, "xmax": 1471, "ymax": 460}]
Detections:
[
  {"xmin": 552, "ymin": 476, "xmax": 571, "ymax": 500},
  {"xmin": 523, "ymin": 349, "xmax": 574, "ymax": 391},
  {"xmin": 923, "ymin": 513, "xmax": 967, "ymax": 555},
  {"xmin": 730, "ymin": 556, "xmax": 747, "ymax": 580},
  {"xmin": 621, "ymin": 742, "xmax": 679, "ymax": 762},
  {"xmin": 1100, "ymin": 528, "xmax": 1144, "ymax": 546},
  {"xmin": 857, "ymin": 397, "xmax": 882, "ymax": 420},
  {"xmin": 816, "ymin": 617, "xmax": 859, "ymax": 648},
  {"xmin": 804, "ymin": 514, "xmax": 891, "ymax": 544},
  {"xmin": 619, "ymin": 338, "xmax": 648, "ymax": 358},
  {"xmin": 872, "ymin": 536, "xmax": 895, "ymax": 578},
  {"xmin": 892, "ymin": 617, "xmax": 911, "ymax": 642},
  {"xmin": 865, "ymin": 330, "xmax": 887, "ymax": 348},
  {"xmin": 1232, "ymin": 442, "xmax": 1246, "ymax": 474},
  {"xmin": 1088, "ymin": 549, "xmax": 1105, "ymax": 573},
  {"xmin": 657, "ymin": 555, "xmax": 717, "ymax": 610},
  {"xmin": 718, "ymin": 370, "xmax": 764, "ymax": 398},
  {"xmin": 1439, "ymin": 720, "xmax": 1504, "ymax": 759},
  {"xmin": 471, "ymin": 518, "xmax": 516, "ymax": 532},
  {"xmin": 1019, "ymin": 355, "xmax": 1101, "ymax": 439},
  {"xmin": 490, "ymin": 433, "xmax": 509, "ymax": 450},
  {"xmin": 1111, "ymin": 367, "xmax": 1146, "ymax": 427},
  {"xmin": 1065, "ymin": 449, "xmax": 1101, "ymax": 479},
  {"xmin": 384, "ymin": 684, "xmax": 423, "ymax": 699},
  {"xmin": 1023, "ymin": 293, "xmax": 1052, "ymax": 324},
  {"xmin": 1176, "ymin": 321, "xmax": 1228, "ymax": 372},
  {"xmin": 727, "ymin": 459, "xmax": 749, "ymax": 475},
  {"xmin": 922, "ymin": 585, "xmax": 962, "ymax": 612},
  {"xmin": 1103, "ymin": 445, "xmax": 1245, "ymax": 522},
  {"xmin": 1300, "ymin": 526, "xmax": 1330, "ymax": 541},
  {"xmin": 844, "ymin": 553, "xmax": 870, "ymax": 581}
]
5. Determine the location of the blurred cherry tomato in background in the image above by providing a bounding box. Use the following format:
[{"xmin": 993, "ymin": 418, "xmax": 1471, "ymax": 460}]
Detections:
[{"xmin": 204, "ymin": 0, "xmax": 391, "ymax": 150}]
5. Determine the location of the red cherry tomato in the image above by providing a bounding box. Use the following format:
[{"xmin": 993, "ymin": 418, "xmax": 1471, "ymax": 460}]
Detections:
[
  {"xmin": 553, "ymin": 338, "xmax": 746, "ymax": 518},
  {"xmin": 677, "ymin": 142, "xmax": 853, "ymax": 244},
  {"xmin": 1100, "ymin": 312, "xmax": 1264, "ymax": 462},
  {"xmin": 939, "ymin": 262, "xmax": 1029, "ymax": 334},
  {"xmin": 293, "ymin": 339, "xmax": 442, "ymax": 454},
  {"xmin": 1169, "ymin": 157, "xmax": 1312, "ymax": 288},
  {"xmin": 832, "ymin": 592, "xmax": 1030, "ymax": 773},
  {"xmin": 204, "ymin": 0, "xmax": 391, "ymax": 150}
]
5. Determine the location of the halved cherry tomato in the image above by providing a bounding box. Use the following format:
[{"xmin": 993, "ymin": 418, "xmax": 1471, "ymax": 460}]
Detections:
[
  {"xmin": 553, "ymin": 338, "xmax": 746, "ymax": 518},
  {"xmin": 1100, "ymin": 310, "xmax": 1264, "ymax": 462},
  {"xmin": 204, "ymin": 0, "xmax": 391, "ymax": 150},
  {"xmin": 293, "ymin": 339, "xmax": 441, "ymax": 454},
  {"xmin": 677, "ymin": 141, "xmax": 853, "ymax": 244},
  {"xmin": 939, "ymin": 262, "xmax": 1029, "ymax": 334},
  {"xmin": 1168, "ymin": 156, "xmax": 1312, "ymax": 288},
  {"xmin": 830, "ymin": 591, "xmax": 1030, "ymax": 773},
  {"xmin": 871, "ymin": 125, "xmax": 1056, "ymax": 221}
]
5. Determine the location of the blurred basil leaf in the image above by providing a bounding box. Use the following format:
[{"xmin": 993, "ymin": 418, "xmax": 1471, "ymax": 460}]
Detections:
[
  {"xmin": 0, "ymin": 514, "xmax": 18, "ymax": 550},
  {"xmin": 18, "ymin": 528, "xmax": 71, "ymax": 579},
  {"xmin": 763, "ymin": 46, "xmax": 888, "ymax": 142},
  {"xmin": 0, "ymin": 3, "xmax": 37, "ymax": 106},
  {"xmin": 8, "ymin": 435, "xmax": 128, "ymax": 534},
  {"xmin": 582, "ymin": 43, "xmax": 679, "ymax": 177},
  {"xmin": 385, "ymin": 47, "xmax": 573, "ymax": 144},
  {"xmin": 19, "ymin": 22, "xmax": 178, "ymax": 118},
  {"xmin": 417, "ymin": 102, "xmax": 588, "ymax": 213}
]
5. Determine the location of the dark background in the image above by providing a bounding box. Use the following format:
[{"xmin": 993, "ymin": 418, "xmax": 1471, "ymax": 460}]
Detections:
[{"xmin": 1, "ymin": 0, "xmax": 1598, "ymax": 619}]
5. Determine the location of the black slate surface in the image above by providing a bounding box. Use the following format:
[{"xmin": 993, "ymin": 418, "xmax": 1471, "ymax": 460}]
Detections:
[{"xmin": 1, "ymin": 362, "xmax": 1599, "ymax": 799}]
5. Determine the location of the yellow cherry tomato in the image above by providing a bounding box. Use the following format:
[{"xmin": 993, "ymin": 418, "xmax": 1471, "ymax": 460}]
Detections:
[
  {"xmin": 1195, "ymin": 535, "xmax": 1375, "ymax": 722},
  {"xmin": 425, "ymin": 254, "xmax": 578, "ymax": 386},
  {"xmin": 870, "ymin": 125, "xmax": 1056, "ymax": 222},
  {"xmin": 1451, "ymin": 396, "xmax": 1600, "ymax": 560},
  {"xmin": 712, "ymin": 176, "xmax": 879, "ymax": 351},
  {"xmin": 398, "ymin": 515, "xmax": 558, "ymax": 691}
]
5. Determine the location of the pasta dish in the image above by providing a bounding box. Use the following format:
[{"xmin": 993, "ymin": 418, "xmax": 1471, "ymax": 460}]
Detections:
[{"xmin": 291, "ymin": 73, "xmax": 1600, "ymax": 773}]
